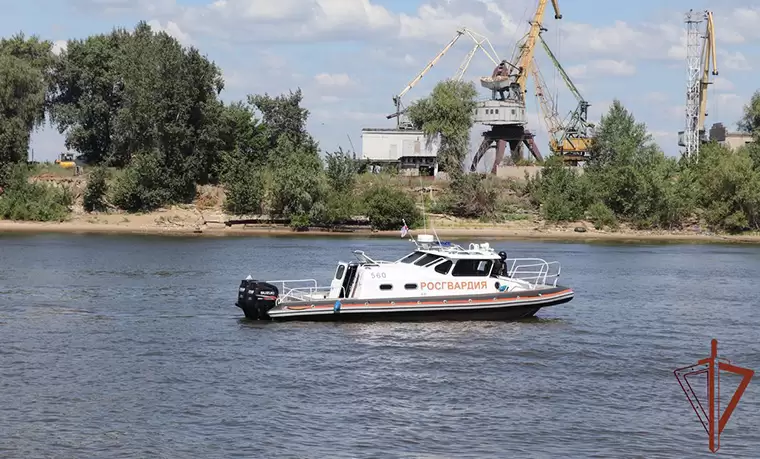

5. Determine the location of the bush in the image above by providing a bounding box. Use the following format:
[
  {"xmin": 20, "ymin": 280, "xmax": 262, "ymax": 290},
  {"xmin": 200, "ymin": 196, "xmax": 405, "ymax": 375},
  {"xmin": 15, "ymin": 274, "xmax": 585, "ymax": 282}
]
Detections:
[
  {"xmin": 289, "ymin": 213, "xmax": 310, "ymax": 231},
  {"xmin": 83, "ymin": 166, "xmax": 109, "ymax": 212},
  {"xmin": 587, "ymin": 202, "xmax": 617, "ymax": 230},
  {"xmin": 310, "ymin": 189, "xmax": 359, "ymax": 227},
  {"xmin": 526, "ymin": 156, "xmax": 592, "ymax": 222},
  {"xmin": 363, "ymin": 184, "xmax": 421, "ymax": 230},
  {"xmin": 220, "ymin": 150, "xmax": 265, "ymax": 215},
  {"xmin": 111, "ymin": 150, "xmax": 173, "ymax": 212},
  {"xmin": 325, "ymin": 147, "xmax": 360, "ymax": 193},
  {"xmin": 0, "ymin": 164, "xmax": 72, "ymax": 221}
]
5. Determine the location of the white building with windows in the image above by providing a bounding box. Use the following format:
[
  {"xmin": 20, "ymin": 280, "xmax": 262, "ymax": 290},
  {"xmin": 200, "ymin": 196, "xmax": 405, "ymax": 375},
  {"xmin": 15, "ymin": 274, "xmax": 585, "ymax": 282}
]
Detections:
[{"xmin": 360, "ymin": 128, "xmax": 440, "ymax": 176}]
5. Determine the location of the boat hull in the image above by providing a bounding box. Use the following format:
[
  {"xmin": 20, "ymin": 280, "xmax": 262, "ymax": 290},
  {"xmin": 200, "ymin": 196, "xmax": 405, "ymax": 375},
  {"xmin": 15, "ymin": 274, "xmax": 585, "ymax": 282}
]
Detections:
[{"xmin": 250, "ymin": 286, "xmax": 573, "ymax": 322}]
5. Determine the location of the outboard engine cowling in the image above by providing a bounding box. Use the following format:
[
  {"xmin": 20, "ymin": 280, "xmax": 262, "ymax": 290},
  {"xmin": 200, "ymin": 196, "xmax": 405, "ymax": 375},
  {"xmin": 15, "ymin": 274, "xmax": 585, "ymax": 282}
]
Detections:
[{"xmin": 235, "ymin": 279, "xmax": 280, "ymax": 320}]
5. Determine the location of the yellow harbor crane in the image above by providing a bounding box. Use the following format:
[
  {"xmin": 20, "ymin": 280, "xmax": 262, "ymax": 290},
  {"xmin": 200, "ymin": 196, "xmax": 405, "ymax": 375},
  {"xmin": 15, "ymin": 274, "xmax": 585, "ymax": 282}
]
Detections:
[
  {"xmin": 678, "ymin": 10, "xmax": 717, "ymax": 157},
  {"xmin": 469, "ymin": 0, "xmax": 562, "ymax": 171},
  {"xmin": 531, "ymin": 32, "xmax": 594, "ymax": 163},
  {"xmin": 507, "ymin": 0, "xmax": 562, "ymax": 100}
]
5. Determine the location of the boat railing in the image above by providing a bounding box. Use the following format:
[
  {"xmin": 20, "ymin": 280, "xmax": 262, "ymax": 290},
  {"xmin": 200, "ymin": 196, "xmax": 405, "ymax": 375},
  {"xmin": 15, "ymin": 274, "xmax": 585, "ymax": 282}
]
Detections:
[
  {"xmin": 352, "ymin": 250, "xmax": 392, "ymax": 265},
  {"xmin": 505, "ymin": 258, "xmax": 561, "ymax": 288},
  {"xmin": 277, "ymin": 286, "xmax": 333, "ymax": 303},
  {"xmin": 262, "ymin": 279, "xmax": 329, "ymax": 303}
]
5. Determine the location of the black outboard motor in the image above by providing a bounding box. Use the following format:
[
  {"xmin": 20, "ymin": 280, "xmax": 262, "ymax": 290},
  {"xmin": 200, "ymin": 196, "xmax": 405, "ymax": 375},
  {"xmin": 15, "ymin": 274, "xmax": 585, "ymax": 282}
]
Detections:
[{"xmin": 235, "ymin": 278, "xmax": 280, "ymax": 320}]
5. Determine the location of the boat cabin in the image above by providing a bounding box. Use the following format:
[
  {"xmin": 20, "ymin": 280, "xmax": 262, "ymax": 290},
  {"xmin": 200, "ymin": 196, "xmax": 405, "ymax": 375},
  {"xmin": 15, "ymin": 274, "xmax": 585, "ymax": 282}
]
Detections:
[{"xmin": 328, "ymin": 235, "xmax": 512, "ymax": 300}]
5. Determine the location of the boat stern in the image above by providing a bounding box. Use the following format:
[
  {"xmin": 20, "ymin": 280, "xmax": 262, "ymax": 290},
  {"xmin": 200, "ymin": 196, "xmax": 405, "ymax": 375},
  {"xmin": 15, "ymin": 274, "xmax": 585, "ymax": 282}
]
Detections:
[{"xmin": 235, "ymin": 277, "xmax": 280, "ymax": 320}]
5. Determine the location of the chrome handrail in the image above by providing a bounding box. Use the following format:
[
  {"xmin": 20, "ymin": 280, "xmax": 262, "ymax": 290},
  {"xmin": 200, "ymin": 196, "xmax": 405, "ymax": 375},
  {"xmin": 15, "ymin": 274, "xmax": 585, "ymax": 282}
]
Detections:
[
  {"xmin": 505, "ymin": 258, "xmax": 561, "ymax": 288},
  {"xmin": 277, "ymin": 286, "xmax": 333, "ymax": 303}
]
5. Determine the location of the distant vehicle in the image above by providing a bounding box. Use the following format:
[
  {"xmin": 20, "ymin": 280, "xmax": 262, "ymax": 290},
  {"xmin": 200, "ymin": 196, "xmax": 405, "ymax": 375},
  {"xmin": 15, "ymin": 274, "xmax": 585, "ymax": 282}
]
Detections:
[{"xmin": 54, "ymin": 153, "xmax": 76, "ymax": 169}]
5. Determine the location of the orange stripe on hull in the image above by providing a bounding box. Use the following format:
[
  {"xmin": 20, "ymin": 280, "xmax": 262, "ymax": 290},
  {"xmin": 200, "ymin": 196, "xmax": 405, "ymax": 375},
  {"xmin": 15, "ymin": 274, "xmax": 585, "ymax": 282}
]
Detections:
[{"xmin": 286, "ymin": 288, "xmax": 573, "ymax": 311}]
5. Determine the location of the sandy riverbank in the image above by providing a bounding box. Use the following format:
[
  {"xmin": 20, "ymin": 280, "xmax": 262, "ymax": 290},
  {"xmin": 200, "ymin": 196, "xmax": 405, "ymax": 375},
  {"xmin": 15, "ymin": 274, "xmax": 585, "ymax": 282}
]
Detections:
[{"xmin": 2, "ymin": 213, "xmax": 760, "ymax": 244}]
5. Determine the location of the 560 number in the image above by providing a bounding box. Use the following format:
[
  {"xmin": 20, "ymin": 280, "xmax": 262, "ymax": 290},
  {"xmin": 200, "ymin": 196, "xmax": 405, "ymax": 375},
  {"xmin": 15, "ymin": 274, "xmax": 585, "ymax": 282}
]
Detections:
[{"xmin": 370, "ymin": 272, "xmax": 387, "ymax": 279}]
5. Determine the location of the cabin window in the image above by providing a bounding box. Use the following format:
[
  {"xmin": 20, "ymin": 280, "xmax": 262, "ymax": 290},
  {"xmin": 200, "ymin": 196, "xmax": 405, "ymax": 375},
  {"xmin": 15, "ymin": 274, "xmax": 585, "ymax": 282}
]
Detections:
[
  {"xmin": 404, "ymin": 283, "xmax": 417, "ymax": 290},
  {"xmin": 434, "ymin": 260, "xmax": 453, "ymax": 274},
  {"xmin": 399, "ymin": 251, "xmax": 424, "ymax": 263},
  {"xmin": 414, "ymin": 254, "xmax": 442, "ymax": 266},
  {"xmin": 451, "ymin": 259, "xmax": 493, "ymax": 277},
  {"xmin": 495, "ymin": 109, "xmax": 499, "ymax": 114},
  {"xmin": 335, "ymin": 264, "xmax": 345, "ymax": 280},
  {"xmin": 379, "ymin": 284, "xmax": 393, "ymax": 291}
]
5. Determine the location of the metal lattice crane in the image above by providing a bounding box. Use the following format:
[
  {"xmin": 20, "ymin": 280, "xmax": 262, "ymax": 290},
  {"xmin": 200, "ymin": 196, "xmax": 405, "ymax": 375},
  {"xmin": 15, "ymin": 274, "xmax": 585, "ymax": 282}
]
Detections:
[
  {"xmin": 386, "ymin": 28, "xmax": 499, "ymax": 129},
  {"xmin": 529, "ymin": 59, "xmax": 564, "ymax": 150},
  {"xmin": 537, "ymin": 32, "xmax": 593, "ymax": 163},
  {"xmin": 678, "ymin": 9, "xmax": 717, "ymax": 158}
]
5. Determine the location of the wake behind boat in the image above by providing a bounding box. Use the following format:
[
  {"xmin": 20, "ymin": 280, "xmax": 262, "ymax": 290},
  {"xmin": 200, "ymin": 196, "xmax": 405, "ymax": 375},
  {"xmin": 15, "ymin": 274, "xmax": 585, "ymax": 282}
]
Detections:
[{"xmin": 235, "ymin": 230, "xmax": 573, "ymax": 322}]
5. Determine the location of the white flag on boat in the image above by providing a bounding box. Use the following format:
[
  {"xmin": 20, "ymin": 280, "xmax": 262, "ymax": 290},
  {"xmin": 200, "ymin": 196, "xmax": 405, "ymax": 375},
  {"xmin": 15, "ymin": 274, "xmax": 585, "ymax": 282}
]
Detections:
[{"xmin": 400, "ymin": 223, "xmax": 409, "ymax": 238}]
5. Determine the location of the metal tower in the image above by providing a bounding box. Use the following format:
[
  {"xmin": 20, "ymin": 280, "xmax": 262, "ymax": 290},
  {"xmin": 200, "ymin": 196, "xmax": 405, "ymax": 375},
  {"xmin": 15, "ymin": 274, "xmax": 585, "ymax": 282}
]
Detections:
[{"xmin": 683, "ymin": 10, "xmax": 706, "ymax": 158}]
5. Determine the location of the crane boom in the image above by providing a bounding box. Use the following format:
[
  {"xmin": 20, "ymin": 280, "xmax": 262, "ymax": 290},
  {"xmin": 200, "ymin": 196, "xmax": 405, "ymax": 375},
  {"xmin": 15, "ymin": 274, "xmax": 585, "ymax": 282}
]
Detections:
[
  {"xmin": 530, "ymin": 58, "xmax": 564, "ymax": 145},
  {"xmin": 698, "ymin": 11, "xmax": 718, "ymax": 132},
  {"xmin": 513, "ymin": 0, "xmax": 562, "ymax": 95},
  {"xmin": 538, "ymin": 33, "xmax": 582, "ymax": 104},
  {"xmin": 454, "ymin": 29, "xmax": 500, "ymax": 81},
  {"xmin": 387, "ymin": 29, "xmax": 465, "ymax": 123}
]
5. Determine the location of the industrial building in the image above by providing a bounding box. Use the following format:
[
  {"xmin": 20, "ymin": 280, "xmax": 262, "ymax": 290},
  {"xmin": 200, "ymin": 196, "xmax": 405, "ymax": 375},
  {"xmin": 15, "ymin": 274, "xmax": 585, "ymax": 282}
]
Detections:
[
  {"xmin": 708, "ymin": 123, "xmax": 755, "ymax": 151},
  {"xmin": 359, "ymin": 128, "xmax": 440, "ymax": 176}
]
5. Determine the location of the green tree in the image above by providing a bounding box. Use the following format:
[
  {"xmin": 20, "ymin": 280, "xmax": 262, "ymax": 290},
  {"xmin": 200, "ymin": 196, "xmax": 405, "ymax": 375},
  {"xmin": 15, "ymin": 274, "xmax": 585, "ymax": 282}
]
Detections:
[
  {"xmin": 325, "ymin": 147, "xmax": 360, "ymax": 192},
  {"xmin": 0, "ymin": 33, "xmax": 55, "ymax": 163},
  {"xmin": 50, "ymin": 21, "xmax": 224, "ymax": 197},
  {"xmin": 406, "ymin": 79, "xmax": 478, "ymax": 176},
  {"xmin": 694, "ymin": 142, "xmax": 760, "ymax": 232},
  {"xmin": 249, "ymin": 89, "xmax": 314, "ymax": 153},
  {"xmin": 268, "ymin": 135, "xmax": 326, "ymax": 218},
  {"xmin": 738, "ymin": 90, "xmax": 760, "ymax": 135},
  {"xmin": 48, "ymin": 30, "xmax": 126, "ymax": 164},
  {"xmin": 583, "ymin": 100, "xmax": 693, "ymax": 227},
  {"xmin": 220, "ymin": 150, "xmax": 266, "ymax": 215},
  {"xmin": 586, "ymin": 99, "xmax": 654, "ymax": 170},
  {"xmin": 363, "ymin": 184, "xmax": 421, "ymax": 230}
]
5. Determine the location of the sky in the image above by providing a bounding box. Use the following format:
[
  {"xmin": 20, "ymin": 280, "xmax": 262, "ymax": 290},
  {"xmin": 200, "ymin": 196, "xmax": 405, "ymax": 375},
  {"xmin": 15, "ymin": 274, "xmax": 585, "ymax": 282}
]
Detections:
[{"xmin": 4, "ymin": 0, "xmax": 760, "ymax": 166}]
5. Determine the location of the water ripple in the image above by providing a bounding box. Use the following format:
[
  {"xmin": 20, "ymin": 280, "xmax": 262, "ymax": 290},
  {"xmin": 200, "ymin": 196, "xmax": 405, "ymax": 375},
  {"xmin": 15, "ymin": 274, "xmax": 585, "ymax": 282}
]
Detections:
[{"xmin": 0, "ymin": 234, "xmax": 759, "ymax": 458}]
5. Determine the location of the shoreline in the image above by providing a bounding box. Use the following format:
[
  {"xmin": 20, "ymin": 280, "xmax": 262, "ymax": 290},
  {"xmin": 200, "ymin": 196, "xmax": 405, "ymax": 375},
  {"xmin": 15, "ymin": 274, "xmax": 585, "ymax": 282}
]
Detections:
[{"xmin": 2, "ymin": 220, "xmax": 760, "ymax": 245}]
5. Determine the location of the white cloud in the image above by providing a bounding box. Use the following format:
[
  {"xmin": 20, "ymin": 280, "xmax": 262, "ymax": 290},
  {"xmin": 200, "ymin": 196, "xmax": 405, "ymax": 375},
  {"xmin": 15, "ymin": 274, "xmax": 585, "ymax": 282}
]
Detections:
[
  {"xmin": 722, "ymin": 51, "xmax": 751, "ymax": 71},
  {"xmin": 712, "ymin": 76, "xmax": 735, "ymax": 92},
  {"xmin": 591, "ymin": 59, "xmax": 636, "ymax": 76},
  {"xmin": 716, "ymin": 93, "xmax": 742, "ymax": 106},
  {"xmin": 147, "ymin": 19, "xmax": 192, "ymax": 45},
  {"xmin": 566, "ymin": 60, "xmax": 635, "ymax": 78},
  {"xmin": 645, "ymin": 92, "xmax": 669, "ymax": 103},
  {"xmin": 314, "ymin": 73, "xmax": 355, "ymax": 87}
]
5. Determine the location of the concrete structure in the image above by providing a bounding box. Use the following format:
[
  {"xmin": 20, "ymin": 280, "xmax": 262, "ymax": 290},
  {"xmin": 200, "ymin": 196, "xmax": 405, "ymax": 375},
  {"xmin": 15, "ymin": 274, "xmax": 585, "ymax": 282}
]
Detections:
[
  {"xmin": 709, "ymin": 123, "xmax": 754, "ymax": 151},
  {"xmin": 360, "ymin": 128, "xmax": 440, "ymax": 176}
]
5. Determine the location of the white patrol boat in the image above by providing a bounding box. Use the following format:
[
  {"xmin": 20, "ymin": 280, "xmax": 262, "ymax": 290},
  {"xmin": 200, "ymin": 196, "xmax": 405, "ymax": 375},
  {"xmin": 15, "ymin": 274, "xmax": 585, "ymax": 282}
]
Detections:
[{"xmin": 235, "ymin": 233, "xmax": 573, "ymax": 322}]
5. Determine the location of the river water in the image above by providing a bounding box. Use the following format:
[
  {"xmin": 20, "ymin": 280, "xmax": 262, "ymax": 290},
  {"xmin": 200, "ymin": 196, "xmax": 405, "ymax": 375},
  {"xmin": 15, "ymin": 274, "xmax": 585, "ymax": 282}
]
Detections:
[{"xmin": 0, "ymin": 233, "xmax": 759, "ymax": 458}]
